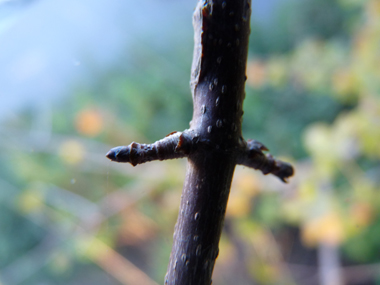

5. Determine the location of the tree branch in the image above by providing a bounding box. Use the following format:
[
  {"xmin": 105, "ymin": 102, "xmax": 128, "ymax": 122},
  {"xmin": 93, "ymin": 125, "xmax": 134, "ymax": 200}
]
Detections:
[
  {"xmin": 106, "ymin": 0, "xmax": 294, "ymax": 284},
  {"xmin": 106, "ymin": 130, "xmax": 197, "ymax": 165},
  {"xmin": 107, "ymin": 136, "xmax": 293, "ymax": 182},
  {"xmin": 237, "ymin": 139, "xmax": 294, "ymax": 182}
]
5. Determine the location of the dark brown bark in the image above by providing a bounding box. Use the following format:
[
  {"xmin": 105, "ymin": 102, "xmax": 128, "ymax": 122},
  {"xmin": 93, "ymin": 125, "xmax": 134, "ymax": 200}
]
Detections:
[
  {"xmin": 106, "ymin": 1, "xmax": 294, "ymax": 284},
  {"xmin": 165, "ymin": 1, "xmax": 250, "ymax": 284},
  {"xmin": 165, "ymin": 153, "xmax": 235, "ymax": 284}
]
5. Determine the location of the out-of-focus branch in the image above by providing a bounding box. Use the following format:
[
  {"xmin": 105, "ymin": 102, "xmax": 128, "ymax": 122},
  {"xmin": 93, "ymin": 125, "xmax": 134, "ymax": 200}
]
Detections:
[{"xmin": 237, "ymin": 139, "xmax": 294, "ymax": 182}]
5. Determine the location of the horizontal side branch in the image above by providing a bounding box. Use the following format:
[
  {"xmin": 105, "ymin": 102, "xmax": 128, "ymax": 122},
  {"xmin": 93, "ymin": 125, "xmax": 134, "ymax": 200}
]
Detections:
[
  {"xmin": 106, "ymin": 130, "xmax": 198, "ymax": 166},
  {"xmin": 237, "ymin": 139, "xmax": 294, "ymax": 182}
]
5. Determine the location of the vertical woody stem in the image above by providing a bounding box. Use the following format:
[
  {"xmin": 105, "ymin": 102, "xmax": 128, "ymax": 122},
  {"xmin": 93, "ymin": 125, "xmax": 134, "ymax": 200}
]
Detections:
[
  {"xmin": 106, "ymin": 0, "xmax": 292, "ymax": 282},
  {"xmin": 165, "ymin": 1, "xmax": 251, "ymax": 284}
]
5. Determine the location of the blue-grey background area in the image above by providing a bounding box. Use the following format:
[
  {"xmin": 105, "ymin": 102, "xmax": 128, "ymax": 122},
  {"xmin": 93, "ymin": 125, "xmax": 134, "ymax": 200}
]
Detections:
[{"xmin": 0, "ymin": 0, "xmax": 280, "ymax": 121}]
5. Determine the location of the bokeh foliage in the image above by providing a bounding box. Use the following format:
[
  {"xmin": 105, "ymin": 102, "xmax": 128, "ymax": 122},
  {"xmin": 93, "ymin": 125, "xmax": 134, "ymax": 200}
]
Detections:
[{"xmin": 1, "ymin": 0, "xmax": 380, "ymax": 284}]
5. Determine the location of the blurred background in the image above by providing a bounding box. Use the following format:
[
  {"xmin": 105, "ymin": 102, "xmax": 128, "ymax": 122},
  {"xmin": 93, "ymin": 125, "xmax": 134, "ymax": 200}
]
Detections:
[{"xmin": 0, "ymin": 0, "xmax": 379, "ymax": 284}]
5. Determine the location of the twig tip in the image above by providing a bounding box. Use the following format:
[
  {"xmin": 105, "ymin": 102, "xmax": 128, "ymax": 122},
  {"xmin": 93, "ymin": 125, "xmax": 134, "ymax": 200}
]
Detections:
[
  {"xmin": 274, "ymin": 161, "xmax": 294, "ymax": 183},
  {"xmin": 106, "ymin": 146, "xmax": 126, "ymax": 162}
]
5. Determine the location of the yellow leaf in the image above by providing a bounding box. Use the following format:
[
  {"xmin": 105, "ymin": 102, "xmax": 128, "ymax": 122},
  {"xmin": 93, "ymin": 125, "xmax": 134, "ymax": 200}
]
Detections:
[
  {"xmin": 267, "ymin": 57, "xmax": 288, "ymax": 87},
  {"xmin": 227, "ymin": 168, "xmax": 259, "ymax": 217},
  {"xmin": 367, "ymin": 0, "xmax": 380, "ymax": 19},
  {"xmin": 118, "ymin": 208, "xmax": 158, "ymax": 246},
  {"xmin": 75, "ymin": 109, "xmax": 103, "ymax": 137},
  {"xmin": 227, "ymin": 194, "xmax": 251, "ymax": 218},
  {"xmin": 332, "ymin": 69, "xmax": 359, "ymax": 101},
  {"xmin": 59, "ymin": 140, "xmax": 85, "ymax": 164},
  {"xmin": 18, "ymin": 188, "xmax": 45, "ymax": 213},
  {"xmin": 303, "ymin": 123, "xmax": 338, "ymax": 178},
  {"xmin": 302, "ymin": 212, "xmax": 345, "ymax": 247},
  {"xmin": 232, "ymin": 167, "xmax": 260, "ymax": 197},
  {"xmin": 350, "ymin": 202, "xmax": 373, "ymax": 227},
  {"xmin": 252, "ymin": 262, "xmax": 278, "ymax": 284},
  {"xmin": 246, "ymin": 60, "xmax": 267, "ymax": 88}
]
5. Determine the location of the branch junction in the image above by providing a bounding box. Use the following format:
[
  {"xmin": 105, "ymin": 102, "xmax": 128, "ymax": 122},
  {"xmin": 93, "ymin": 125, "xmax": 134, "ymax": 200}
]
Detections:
[{"xmin": 106, "ymin": 130, "xmax": 294, "ymax": 182}]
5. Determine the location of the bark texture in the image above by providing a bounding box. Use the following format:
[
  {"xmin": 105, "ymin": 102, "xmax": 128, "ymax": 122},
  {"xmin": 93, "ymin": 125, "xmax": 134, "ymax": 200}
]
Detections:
[
  {"xmin": 106, "ymin": 1, "xmax": 294, "ymax": 284},
  {"xmin": 165, "ymin": 1, "xmax": 251, "ymax": 284}
]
